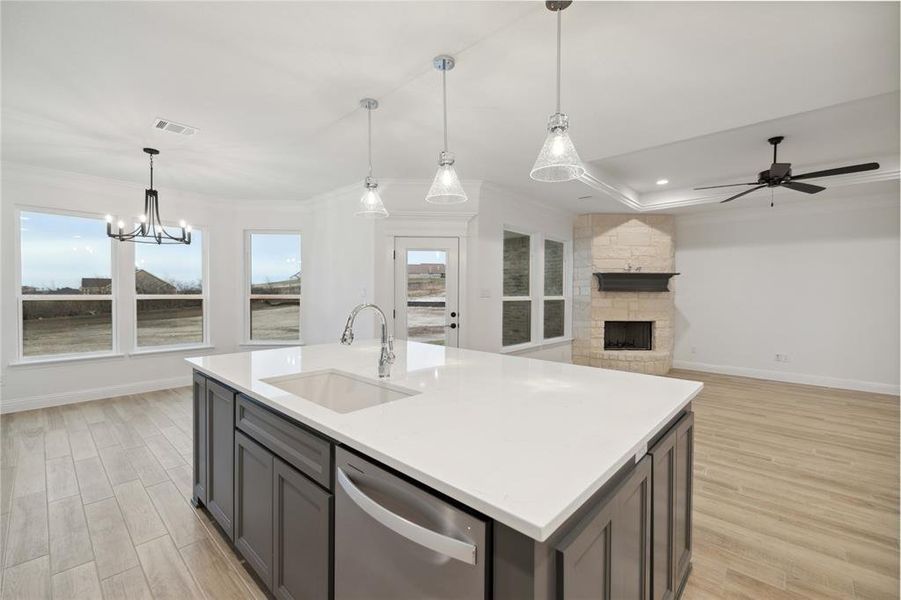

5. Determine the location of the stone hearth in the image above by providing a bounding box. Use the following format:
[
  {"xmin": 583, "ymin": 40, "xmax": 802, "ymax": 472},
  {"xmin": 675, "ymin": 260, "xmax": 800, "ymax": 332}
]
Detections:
[{"xmin": 572, "ymin": 214, "xmax": 675, "ymax": 375}]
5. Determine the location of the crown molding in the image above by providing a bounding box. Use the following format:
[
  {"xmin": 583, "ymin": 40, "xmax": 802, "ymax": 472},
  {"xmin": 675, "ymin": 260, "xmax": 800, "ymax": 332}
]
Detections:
[{"xmin": 576, "ymin": 154, "xmax": 900, "ymax": 213}]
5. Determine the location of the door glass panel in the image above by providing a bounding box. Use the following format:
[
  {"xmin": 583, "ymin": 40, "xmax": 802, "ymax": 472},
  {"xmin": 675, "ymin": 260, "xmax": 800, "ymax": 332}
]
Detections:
[{"xmin": 406, "ymin": 250, "xmax": 447, "ymax": 345}]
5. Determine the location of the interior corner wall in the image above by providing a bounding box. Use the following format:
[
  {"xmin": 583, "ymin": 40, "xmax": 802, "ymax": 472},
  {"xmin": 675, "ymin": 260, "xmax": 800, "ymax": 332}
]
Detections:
[{"xmin": 673, "ymin": 184, "xmax": 900, "ymax": 394}]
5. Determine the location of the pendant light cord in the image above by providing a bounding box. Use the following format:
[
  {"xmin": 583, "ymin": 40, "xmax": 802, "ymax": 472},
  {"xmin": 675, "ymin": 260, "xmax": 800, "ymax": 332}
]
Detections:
[
  {"xmin": 442, "ymin": 68, "xmax": 448, "ymax": 152},
  {"xmin": 367, "ymin": 106, "xmax": 373, "ymax": 177},
  {"xmin": 556, "ymin": 9, "xmax": 562, "ymax": 113},
  {"xmin": 149, "ymin": 153, "xmax": 154, "ymax": 189}
]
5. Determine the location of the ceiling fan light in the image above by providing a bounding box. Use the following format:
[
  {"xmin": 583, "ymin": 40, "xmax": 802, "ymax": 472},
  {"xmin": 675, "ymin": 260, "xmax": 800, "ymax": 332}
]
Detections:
[
  {"xmin": 356, "ymin": 177, "xmax": 388, "ymax": 218},
  {"xmin": 530, "ymin": 114, "xmax": 585, "ymax": 182},
  {"xmin": 426, "ymin": 151, "xmax": 468, "ymax": 204}
]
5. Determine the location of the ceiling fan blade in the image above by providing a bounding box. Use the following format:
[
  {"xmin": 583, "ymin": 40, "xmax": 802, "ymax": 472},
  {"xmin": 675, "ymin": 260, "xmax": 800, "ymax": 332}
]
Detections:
[
  {"xmin": 790, "ymin": 162, "xmax": 880, "ymax": 180},
  {"xmin": 769, "ymin": 163, "xmax": 791, "ymax": 179},
  {"xmin": 781, "ymin": 181, "xmax": 825, "ymax": 194},
  {"xmin": 695, "ymin": 182, "xmax": 758, "ymax": 190},
  {"xmin": 721, "ymin": 185, "xmax": 766, "ymax": 203}
]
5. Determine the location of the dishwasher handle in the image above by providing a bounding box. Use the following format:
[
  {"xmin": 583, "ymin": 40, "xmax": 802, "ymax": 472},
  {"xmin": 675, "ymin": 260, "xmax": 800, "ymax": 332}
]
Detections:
[{"xmin": 337, "ymin": 468, "xmax": 478, "ymax": 565}]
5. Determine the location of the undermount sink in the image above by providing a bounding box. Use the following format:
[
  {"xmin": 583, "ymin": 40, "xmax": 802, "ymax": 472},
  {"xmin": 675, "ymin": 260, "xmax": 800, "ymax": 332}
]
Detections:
[{"xmin": 261, "ymin": 369, "xmax": 418, "ymax": 414}]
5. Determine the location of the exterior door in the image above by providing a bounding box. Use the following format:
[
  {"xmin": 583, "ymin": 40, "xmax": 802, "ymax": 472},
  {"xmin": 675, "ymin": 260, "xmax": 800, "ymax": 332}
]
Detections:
[{"xmin": 394, "ymin": 237, "xmax": 460, "ymax": 347}]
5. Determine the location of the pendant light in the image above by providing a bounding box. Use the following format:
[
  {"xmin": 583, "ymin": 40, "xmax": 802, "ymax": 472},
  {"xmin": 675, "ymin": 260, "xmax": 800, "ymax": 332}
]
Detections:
[
  {"xmin": 356, "ymin": 98, "xmax": 389, "ymax": 218},
  {"xmin": 530, "ymin": 1, "xmax": 585, "ymax": 183},
  {"xmin": 425, "ymin": 55, "xmax": 468, "ymax": 205},
  {"xmin": 106, "ymin": 148, "xmax": 191, "ymax": 244}
]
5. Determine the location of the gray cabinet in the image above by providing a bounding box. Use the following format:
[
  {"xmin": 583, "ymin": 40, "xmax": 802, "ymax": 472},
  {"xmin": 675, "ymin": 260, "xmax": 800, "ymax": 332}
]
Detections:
[
  {"xmin": 236, "ymin": 395, "xmax": 332, "ymax": 490},
  {"xmin": 556, "ymin": 455, "xmax": 652, "ymax": 600},
  {"xmin": 273, "ymin": 458, "xmax": 332, "ymax": 600},
  {"xmin": 206, "ymin": 380, "xmax": 235, "ymax": 539},
  {"xmin": 649, "ymin": 412, "xmax": 694, "ymax": 600},
  {"xmin": 192, "ymin": 372, "xmax": 207, "ymax": 507},
  {"xmin": 235, "ymin": 430, "xmax": 275, "ymax": 590}
]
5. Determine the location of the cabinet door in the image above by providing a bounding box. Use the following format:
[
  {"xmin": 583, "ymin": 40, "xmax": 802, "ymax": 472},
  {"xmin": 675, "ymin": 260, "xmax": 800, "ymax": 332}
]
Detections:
[
  {"xmin": 235, "ymin": 431, "xmax": 274, "ymax": 591},
  {"xmin": 673, "ymin": 414, "xmax": 694, "ymax": 591},
  {"xmin": 556, "ymin": 456, "xmax": 652, "ymax": 600},
  {"xmin": 273, "ymin": 458, "xmax": 332, "ymax": 600},
  {"xmin": 650, "ymin": 428, "xmax": 676, "ymax": 600},
  {"xmin": 192, "ymin": 371, "xmax": 207, "ymax": 507},
  {"xmin": 206, "ymin": 380, "xmax": 235, "ymax": 539},
  {"xmin": 649, "ymin": 412, "xmax": 694, "ymax": 600}
]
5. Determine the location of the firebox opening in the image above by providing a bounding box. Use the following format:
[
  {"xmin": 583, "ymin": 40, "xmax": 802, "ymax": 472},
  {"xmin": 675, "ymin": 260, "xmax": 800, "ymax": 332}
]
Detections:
[{"xmin": 604, "ymin": 321, "xmax": 653, "ymax": 351}]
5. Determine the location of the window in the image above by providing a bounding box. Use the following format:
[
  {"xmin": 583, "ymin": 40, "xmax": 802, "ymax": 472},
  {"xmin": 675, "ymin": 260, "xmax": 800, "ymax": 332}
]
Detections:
[
  {"xmin": 543, "ymin": 239, "xmax": 565, "ymax": 339},
  {"xmin": 246, "ymin": 232, "xmax": 301, "ymax": 342},
  {"xmin": 502, "ymin": 230, "xmax": 532, "ymax": 347},
  {"xmin": 501, "ymin": 229, "xmax": 570, "ymax": 349},
  {"xmin": 18, "ymin": 210, "xmax": 115, "ymax": 358},
  {"xmin": 134, "ymin": 229, "xmax": 206, "ymax": 348}
]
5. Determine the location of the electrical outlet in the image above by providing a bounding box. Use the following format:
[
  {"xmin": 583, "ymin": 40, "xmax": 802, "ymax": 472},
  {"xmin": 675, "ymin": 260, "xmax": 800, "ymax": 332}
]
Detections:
[
  {"xmin": 774, "ymin": 353, "xmax": 791, "ymax": 363},
  {"xmin": 690, "ymin": 346, "xmax": 697, "ymax": 355}
]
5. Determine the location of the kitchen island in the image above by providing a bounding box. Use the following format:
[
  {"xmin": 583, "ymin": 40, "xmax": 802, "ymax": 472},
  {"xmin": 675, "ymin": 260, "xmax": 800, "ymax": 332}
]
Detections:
[{"xmin": 187, "ymin": 340, "xmax": 702, "ymax": 599}]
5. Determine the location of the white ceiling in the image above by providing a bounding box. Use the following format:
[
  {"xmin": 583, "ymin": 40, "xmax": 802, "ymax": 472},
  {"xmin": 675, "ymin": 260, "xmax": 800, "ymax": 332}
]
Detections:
[{"xmin": 2, "ymin": 1, "xmax": 898, "ymax": 213}]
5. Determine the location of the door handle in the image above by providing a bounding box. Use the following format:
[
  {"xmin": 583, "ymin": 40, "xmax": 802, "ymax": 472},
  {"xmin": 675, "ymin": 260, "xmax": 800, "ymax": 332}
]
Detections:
[
  {"xmin": 446, "ymin": 323, "xmax": 457, "ymax": 329},
  {"xmin": 337, "ymin": 468, "xmax": 477, "ymax": 565}
]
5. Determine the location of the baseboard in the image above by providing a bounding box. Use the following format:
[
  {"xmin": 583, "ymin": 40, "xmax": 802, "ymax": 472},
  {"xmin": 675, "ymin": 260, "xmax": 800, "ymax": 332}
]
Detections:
[
  {"xmin": 0, "ymin": 376, "xmax": 192, "ymax": 414},
  {"xmin": 672, "ymin": 360, "xmax": 900, "ymax": 396}
]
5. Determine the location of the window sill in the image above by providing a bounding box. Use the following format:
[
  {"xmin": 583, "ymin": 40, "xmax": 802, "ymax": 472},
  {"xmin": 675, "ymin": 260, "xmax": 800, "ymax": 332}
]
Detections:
[
  {"xmin": 240, "ymin": 341, "xmax": 304, "ymax": 348},
  {"xmin": 500, "ymin": 337, "xmax": 573, "ymax": 355},
  {"xmin": 8, "ymin": 352, "xmax": 126, "ymax": 368},
  {"xmin": 130, "ymin": 344, "xmax": 215, "ymax": 357}
]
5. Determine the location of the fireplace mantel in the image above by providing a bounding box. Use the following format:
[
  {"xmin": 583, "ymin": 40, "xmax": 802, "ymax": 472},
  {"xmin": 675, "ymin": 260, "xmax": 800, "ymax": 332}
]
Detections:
[{"xmin": 593, "ymin": 272, "xmax": 680, "ymax": 292}]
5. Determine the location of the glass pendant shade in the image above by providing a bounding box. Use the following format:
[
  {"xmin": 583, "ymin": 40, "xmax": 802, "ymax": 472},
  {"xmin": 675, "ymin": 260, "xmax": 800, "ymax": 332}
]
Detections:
[
  {"xmin": 530, "ymin": 113, "xmax": 585, "ymax": 182},
  {"xmin": 426, "ymin": 151, "xmax": 467, "ymax": 204},
  {"xmin": 356, "ymin": 177, "xmax": 388, "ymax": 218}
]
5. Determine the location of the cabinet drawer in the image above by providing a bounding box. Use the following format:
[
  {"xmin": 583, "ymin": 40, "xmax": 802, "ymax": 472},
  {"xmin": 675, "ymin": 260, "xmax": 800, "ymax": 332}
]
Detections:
[{"xmin": 236, "ymin": 395, "xmax": 332, "ymax": 490}]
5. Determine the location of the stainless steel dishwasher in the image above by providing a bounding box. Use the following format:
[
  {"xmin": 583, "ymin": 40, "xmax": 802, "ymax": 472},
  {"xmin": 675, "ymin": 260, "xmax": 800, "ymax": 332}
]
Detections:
[{"xmin": 335, "ymin": 447, "xmax": 488, "ymax": 599}]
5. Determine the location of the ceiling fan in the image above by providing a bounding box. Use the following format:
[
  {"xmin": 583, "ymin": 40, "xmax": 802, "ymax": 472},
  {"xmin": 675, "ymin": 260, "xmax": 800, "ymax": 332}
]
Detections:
[{"xmin": 695, "ymin": 136, "xmax": 880, "ymax": 203}]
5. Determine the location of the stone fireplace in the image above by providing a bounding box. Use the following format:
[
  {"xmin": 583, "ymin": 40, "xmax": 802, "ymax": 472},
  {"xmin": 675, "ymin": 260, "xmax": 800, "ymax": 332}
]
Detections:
[{"xmin": 572, "ymin": 215, "xmax": 675, "ymax": 375}]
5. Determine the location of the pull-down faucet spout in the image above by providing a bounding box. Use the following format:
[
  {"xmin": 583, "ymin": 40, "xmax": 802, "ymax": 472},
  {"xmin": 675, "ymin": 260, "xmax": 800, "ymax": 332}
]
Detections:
[{"xmin": 340, "ymin": 304, "xmax": 395, "ymax": 378}]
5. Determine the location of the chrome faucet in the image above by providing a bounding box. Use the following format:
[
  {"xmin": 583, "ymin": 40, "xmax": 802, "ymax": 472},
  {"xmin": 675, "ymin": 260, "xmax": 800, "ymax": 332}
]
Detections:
[{"xmin": 340, "ymin": 303, "xmax": 395, "ymax": 378}]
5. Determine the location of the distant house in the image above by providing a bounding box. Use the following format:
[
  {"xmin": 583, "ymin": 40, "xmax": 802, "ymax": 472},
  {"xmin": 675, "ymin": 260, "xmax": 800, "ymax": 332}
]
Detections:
[
  {"xmin": 80, "ymin": 278, "xmax": 112, "ymax": 294},
  {"xmin": 408, "ymin": 263, "xmax": 445, "ymax": 276},
  {"xmin": 251, "ymin": 271, "xmax": 301, "ymax": 295},
  {"xmin": 136, "ymin": 269, "xmax": 177, "ymax": 294}
]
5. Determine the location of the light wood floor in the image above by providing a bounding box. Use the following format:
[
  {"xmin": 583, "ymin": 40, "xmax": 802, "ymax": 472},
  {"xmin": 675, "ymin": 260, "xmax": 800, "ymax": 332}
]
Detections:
[
  {"xmin": 0, "ymin": 372, "xmax": 897, "ymax": 599},
  {"xmin": 0, "ymin": 387, "xmax": 266, "ymax": 600},
  {"xmin": 672, "ymin": 370, "xmax": 900, "ymax": 600}
]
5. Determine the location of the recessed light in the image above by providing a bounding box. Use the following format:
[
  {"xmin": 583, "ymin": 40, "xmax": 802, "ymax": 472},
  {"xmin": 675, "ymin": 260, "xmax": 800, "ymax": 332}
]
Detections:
[{"xmin": 656, "ymin": 179, "xmax": 669, "ymax": 186}]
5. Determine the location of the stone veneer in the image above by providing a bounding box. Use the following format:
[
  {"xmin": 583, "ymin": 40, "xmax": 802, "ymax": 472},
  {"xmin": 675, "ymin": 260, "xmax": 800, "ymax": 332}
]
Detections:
[{"xmin": 572, "ymin": 214, "xmax": 675, "ymax": 375}]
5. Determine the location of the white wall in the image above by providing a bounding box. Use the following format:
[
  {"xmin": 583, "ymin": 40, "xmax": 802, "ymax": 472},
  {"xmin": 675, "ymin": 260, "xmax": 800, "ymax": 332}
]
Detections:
[
  {"xmin": 673, "ymin": 183, "xmax": 900, "ymax": 394},
  {"xmin": 0, "ymin": 163, "xmax": 375, "ymax": 411}
]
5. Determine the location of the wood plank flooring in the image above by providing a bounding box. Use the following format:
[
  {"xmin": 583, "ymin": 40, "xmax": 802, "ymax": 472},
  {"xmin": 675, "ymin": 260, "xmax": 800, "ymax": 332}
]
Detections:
[
  {"xmin": 0, "ymin": 371, "xmax": 897, "ymax": 599},
  {"xmin": 0, "ymin": 388, "xmax": 266, "ymax": 600},
  {"xmin": 672, "ymin": 370, "xmax": 900, "ymax": 600}
]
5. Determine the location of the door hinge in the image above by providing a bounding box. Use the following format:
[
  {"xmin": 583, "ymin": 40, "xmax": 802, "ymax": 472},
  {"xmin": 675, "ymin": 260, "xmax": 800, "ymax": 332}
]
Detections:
[
  {"xmin": 393, "ymin": 309, "xmax": 396, "ymax": 319},
  {"xmin": 392, "ymin": 250, "xmax": 396, "ymax": 260}
]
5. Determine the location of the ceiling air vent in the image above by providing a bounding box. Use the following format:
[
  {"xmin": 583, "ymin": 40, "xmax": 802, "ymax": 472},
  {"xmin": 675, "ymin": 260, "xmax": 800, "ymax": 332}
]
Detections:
[{"xmin": 152, "ymin": 118, "xmax": 197, "ymax": 137}]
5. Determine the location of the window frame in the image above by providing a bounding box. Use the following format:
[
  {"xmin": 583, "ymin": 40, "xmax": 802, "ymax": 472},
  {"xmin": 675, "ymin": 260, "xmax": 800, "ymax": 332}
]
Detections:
[
  {"xmin": 131, "ymin": 223, "xmax": 210, "ymax": 352},
  {"xmin": 243, "ymin": 229, "xmax": 303, "ymax": 346},
  {"xmin": 500, "ymin": 225, "xmax": 572, "ymax": 352},
  {"xmin": 541, "ymin": 235, "xmax": 569, "ymax": 343},
  {"xmin": 15, "ymin": 206, "xmax": 120, "ymax": 363},
  {"xmin": 501, "ymin": 227, "xmax": 535, "ymax": 351}
]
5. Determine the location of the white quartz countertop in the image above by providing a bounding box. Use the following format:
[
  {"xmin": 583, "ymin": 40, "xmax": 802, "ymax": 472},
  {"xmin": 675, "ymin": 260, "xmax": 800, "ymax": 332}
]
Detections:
[{"xmin": 187, "ymin": 341, "xmax": 702, "ymax": 542}]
